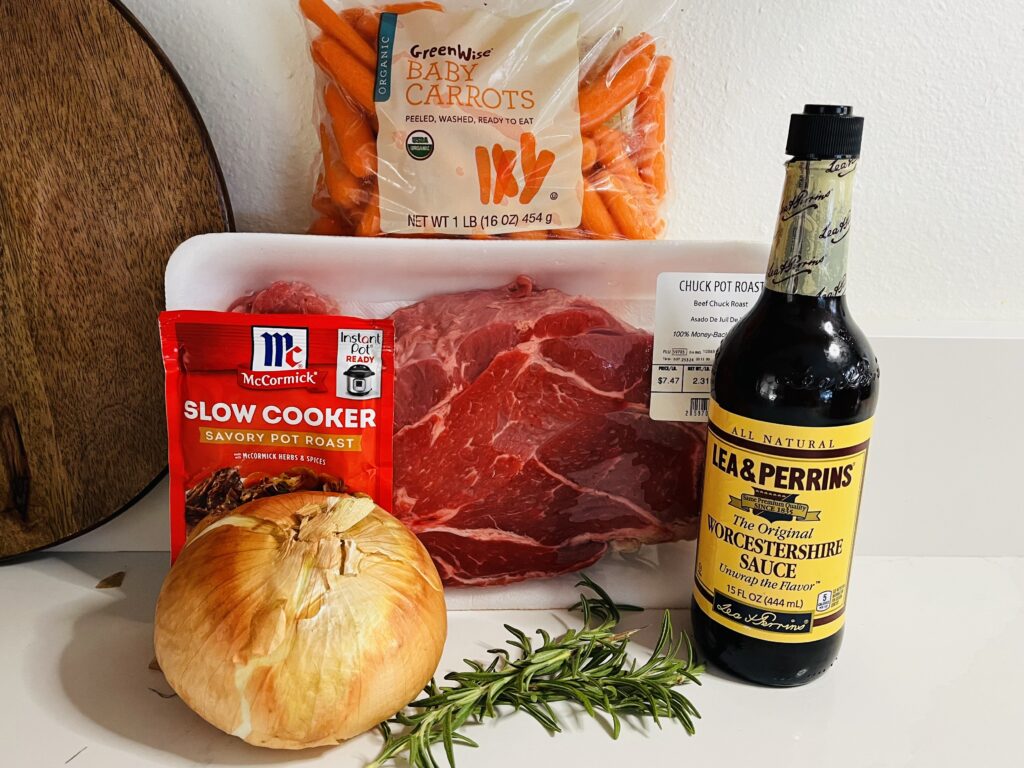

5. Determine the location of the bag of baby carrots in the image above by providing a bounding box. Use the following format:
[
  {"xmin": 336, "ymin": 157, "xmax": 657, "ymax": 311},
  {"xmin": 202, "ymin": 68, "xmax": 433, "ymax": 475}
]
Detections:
[{"xmin": 299, "ymin": 0, "xmax": 677, "ymax": 240}]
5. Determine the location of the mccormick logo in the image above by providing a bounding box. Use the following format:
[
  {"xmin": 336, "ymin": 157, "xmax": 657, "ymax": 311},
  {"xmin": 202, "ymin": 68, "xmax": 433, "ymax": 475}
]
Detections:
[
  {"xmin": 239, "ymin": 326, "xmax": 324, "ymax": 392},
  {"xmin": 251, "ymin": 326, "xmax": 308, "ymax": 371}
]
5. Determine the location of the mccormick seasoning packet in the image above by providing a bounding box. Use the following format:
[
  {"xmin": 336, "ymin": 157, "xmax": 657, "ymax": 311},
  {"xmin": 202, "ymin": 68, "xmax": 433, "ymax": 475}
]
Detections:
[{"xmin": 159, "ymin": 311, "xmax": 394, "ymax": 560}]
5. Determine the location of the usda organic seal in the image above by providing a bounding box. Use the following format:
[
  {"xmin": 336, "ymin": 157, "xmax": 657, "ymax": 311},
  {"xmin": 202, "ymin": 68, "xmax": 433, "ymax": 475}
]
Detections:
[{"xmin": 406, "ymin": 130, "xmax": 434, "ymax": 161}]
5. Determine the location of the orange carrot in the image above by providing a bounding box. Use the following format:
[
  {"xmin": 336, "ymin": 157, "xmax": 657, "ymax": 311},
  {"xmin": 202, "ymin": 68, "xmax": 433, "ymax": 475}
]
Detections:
[
  {"xmin": 598, "ymin": 170, "xmax": 655, "ymax": 240},
  {"xmin": 379, "ymin": 1, "xmax": 445, "ymax": 12},
  {"xmin": 581, "ymin": 136, "xmax": 598, "ymax": 173},
  {"xmin": 355, "ymin": 9, "xmax": 380, "ymax": 43},
  {"xmin": 309, "ymin": 215, "xmax": 352, "ymax": 236},
  {"xmin": 313, "ymin": 36, "xmax": 376, "ymax": 115},
  {"xmin": 300, "ymin": 0, "xmax": 377, "ymax": 70},
  {"xmin": 340, "ymin": 7, "xmax": 364, "ymax": 24},
  {"xmin": 324, "ymin": 84, "xmax": 376, "ymax": 177},
  {"xmin": 356, "ymin": 191, "xmax": 381, "ymax": 236},
  {"xmin": 520, "ymin": 149, "xmax": 554, "ymax": 205},
  {"xmin": 320, "ymin": 124, "xmax": 366, "ymax": 212},
  {"xmin": 592, "ymin": 126, "xmax": 656, "ymax": 211},
  {"xmin": 581, "ymin": 174, "xmax": 620, "ymax": 238},
  {"xmin": 312, "ymin": 174, "xmax": 341, "ymax": 217},
  {"xmin": 635, "ymin": 95, "xmax": 666, "ymax": 191},
  {"xmin": 327, "ymin": 161, "xmax": 366, "ymax": 211},
  {"xmin": 475, "ymin": 146, "xmax": 491, "ymax": 205},
  {"xmin": 578, "ymin": 34, "xmax": 655, "ymax": 133},
  {"xmin": 633, "ymin": 56, "xmax": 671, "ymax": 197},
  {"xmin": 506, "ymin": 230, "xmax": 549, "ymax": 240},
  {"xmin": 642, "ymin": 54, "xmax": 672, "ymax": 95},
  {"xmin": 639, "ymin": 140, "xmax": 667, "ymax": 199},
  {"xmin": 342, "ymin": 8, "xmax": 377, "ymax": 47}
]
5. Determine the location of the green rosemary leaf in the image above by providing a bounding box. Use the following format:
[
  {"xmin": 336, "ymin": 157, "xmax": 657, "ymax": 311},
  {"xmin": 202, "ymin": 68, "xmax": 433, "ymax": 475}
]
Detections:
[
  {"xmin": 441, "ymin": 708, "xmax": 456, "ymax": 768},
  {"xmin": 372, "ymin": 575, "xmax": 703, "ymax": 768}
]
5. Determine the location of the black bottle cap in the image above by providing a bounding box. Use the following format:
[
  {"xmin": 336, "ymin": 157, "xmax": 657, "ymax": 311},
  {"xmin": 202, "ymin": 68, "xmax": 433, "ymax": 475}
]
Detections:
[{"xmin": 786, "ymin": 105, "xmax": 864, "ymax": 159}]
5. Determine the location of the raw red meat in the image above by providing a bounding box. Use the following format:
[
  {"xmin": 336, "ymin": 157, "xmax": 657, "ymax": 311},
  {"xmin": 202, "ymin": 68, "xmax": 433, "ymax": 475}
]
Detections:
[
  {"xmin": 228, "ymin": 280, "xmax": 339, "ymax": 315},
  {"xmin": 390, "ymin": 276, "xmax": 704, "ymax": 586},
  {"xmin": 231, "ymin": 276, "xmax": 705, "ymax": 586}
]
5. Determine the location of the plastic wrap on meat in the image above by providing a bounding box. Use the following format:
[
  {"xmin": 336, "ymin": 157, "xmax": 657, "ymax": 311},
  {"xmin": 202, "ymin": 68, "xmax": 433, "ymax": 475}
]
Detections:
[
  {"xmin": 228, "ymin": 280, "xmax": 339, "ymax": 315},
  {"xmin": 231, "ymin": 276, "xmax": 705, "ymax": 586},
  {"xmin": 390, "ymin": 276, "xmax": 704, "ymax": 586}
]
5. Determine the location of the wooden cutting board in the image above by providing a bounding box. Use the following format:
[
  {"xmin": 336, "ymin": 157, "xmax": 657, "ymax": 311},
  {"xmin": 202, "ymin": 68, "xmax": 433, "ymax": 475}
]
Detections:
[{"xmin": 0, "ymin": 0, "xmax": 232, "ymax": 559}]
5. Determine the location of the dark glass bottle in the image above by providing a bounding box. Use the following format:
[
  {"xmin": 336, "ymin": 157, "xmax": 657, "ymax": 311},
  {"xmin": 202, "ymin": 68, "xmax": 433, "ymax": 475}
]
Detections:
[{"xmin": 690, "ymin": 106, "xmax": 880, "ymax": 686}]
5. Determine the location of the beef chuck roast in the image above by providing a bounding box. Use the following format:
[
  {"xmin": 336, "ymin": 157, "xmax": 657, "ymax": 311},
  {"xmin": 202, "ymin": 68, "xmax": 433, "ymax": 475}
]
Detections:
[{"xmin": 390, "ymin": 276, "xmax": 703, "ymax": 585}]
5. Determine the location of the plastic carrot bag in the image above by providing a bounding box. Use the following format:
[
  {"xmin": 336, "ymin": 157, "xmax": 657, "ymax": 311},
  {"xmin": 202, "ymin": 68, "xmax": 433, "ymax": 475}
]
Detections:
[{"xmin": 299, "ymin": 0, "xmax": 677, "ymax": 239}]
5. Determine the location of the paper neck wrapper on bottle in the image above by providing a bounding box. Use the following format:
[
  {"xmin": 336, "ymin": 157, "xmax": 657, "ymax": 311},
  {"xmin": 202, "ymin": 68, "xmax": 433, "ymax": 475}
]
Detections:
[{"xmin": 765, "ymin": 158, "xmax": 857, "ymax": 298}]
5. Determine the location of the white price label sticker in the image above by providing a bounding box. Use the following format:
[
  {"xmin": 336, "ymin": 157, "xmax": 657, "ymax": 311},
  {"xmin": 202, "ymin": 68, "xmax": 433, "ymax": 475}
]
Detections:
[{"xmin": 650, "ymin": 272, "xmax": 764, "ymax": 422}]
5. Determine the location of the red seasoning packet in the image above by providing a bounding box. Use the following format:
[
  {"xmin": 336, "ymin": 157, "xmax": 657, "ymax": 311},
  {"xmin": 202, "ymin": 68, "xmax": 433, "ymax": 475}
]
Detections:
[{"xmin": 159, "ymin": 310, "xmax": 394, "ymax": 560}]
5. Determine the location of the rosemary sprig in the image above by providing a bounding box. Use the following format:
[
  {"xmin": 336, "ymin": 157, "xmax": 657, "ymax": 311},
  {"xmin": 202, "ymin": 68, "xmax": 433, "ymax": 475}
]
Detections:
[{"xmin": 369, "ymin": 574, "xmax": 703, "ymax": 768}]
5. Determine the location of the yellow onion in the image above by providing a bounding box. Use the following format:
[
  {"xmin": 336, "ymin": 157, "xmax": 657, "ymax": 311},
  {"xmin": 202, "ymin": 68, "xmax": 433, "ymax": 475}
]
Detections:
[{"xmin": 154, "ymin": 492, "xmax": 446, "ymax": 749}]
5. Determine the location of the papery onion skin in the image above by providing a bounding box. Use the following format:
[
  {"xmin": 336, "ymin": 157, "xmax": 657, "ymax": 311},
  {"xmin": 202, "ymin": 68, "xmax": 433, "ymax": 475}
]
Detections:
[{"xmin": 154, "ymin": 492, "xmax": 447, "ymax": 749}]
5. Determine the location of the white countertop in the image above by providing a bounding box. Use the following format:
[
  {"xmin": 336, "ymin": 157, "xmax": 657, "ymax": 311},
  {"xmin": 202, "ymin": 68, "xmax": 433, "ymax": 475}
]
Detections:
[{"xmin": 2, "ymin": 552, "xmax": 1021, "ymax": 768}]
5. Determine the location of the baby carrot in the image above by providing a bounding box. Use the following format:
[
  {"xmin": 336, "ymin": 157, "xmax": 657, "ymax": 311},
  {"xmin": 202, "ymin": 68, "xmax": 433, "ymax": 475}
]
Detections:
[
  {"xmin": 581, "ymin": 136, "xmax": 598, "ymax": 173},
  {"xmin": 520, "ymin": 149, "xmax": 554, "ymax": 204},
  {"xmin": 633, "ymin": 56, "xmax": 671, "ymax": 197},
  {"xmin": 356, "ymin": 191, "xmax": 381, "ymax": 236},
  {"xmin": 300, "ymin": 0, "xmax": 377, "ymax": 70},
  {"xmin": 506, "ymin": 230, "xmax": 548, "ymax": 240},
  {"xmin": 320, "ymin": 124, "xmax": 366, "ymax": 211},
  {"xmin": 593, "ymin": 128, "xmax": 647, "ymax": 189},
  {"xmin": 592, "ymin": 126, "xmax": 656, "ymax": 209},
  {"xmin": 340, "ymin": 7, "xmax": 364, "ymax": 24},
  {"xmin": 581, "ymin": 174, "xmax": 620, "ymax": 239},
  {"xmin": 313, "ymin": 36, "xmax": 376, "ymax": 115},
  {"xmin": 578, "ymin": 34, "xmax": 655, "ymax": 133},
  {"xmin": 324, "ymin": 84, "xmax": 376, "ymax": 178},
  {"xmin": 309, "ymin": 215, "xmax": 352, "ymax": 236},
  {"xmin": 642, "ymin": 54, "xmax": 672, "ymax": 96},
  {"xmin": 327, "ymin": 159, "xmax": 366, "ymax": 211},
  {"xmin": 355, "ymin": 10, "xmax": 380, "ymax": 43},
  {"xmin": 475, "ymin": 146, "xmax": 491, "ymax": 205},
  {"xmin": 312, "ymin": 181, "xmax": 344, "ymax": 219},
  {"xmin": 598, "ymin": 170, "xmax": 656, "ymax": 240}
]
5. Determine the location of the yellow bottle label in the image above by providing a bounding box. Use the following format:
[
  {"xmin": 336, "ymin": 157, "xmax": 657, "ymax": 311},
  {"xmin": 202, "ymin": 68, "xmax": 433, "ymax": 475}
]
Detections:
[{"xmin": 693, "ymin": 401, "xmax": 873, "ymax": 643}]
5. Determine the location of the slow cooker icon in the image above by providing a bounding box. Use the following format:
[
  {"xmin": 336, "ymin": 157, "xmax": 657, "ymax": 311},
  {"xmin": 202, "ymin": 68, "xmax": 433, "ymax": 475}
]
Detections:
[{"xmin": 342, "ymin": 364, "xmax": 375, "ymax": 396}]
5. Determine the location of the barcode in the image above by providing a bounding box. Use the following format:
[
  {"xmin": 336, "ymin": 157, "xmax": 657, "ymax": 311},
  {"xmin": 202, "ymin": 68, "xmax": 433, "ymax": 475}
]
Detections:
[{"xmin": 690, "ymin": 398, "xmax": 709, "ymax": 416}]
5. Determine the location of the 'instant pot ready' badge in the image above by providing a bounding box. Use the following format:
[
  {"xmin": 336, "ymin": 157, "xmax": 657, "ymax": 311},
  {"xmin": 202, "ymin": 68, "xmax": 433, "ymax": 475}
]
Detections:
[{"xmin": 337, "ymin": 329, "xmax": 384, "ymax": 400}]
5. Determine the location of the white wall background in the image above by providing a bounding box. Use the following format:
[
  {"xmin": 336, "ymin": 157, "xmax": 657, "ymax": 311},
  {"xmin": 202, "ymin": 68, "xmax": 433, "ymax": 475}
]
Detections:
[{"xmin": 119, "ymin": 0, "xmax": 1024, "ymax": 325}]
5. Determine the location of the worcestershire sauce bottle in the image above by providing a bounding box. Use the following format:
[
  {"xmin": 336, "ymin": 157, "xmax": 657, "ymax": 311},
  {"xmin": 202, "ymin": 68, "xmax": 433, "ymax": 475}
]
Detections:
[{"xmin": 691, "ymin": 105, "xmax": 879, "ymax": 686}]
